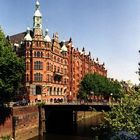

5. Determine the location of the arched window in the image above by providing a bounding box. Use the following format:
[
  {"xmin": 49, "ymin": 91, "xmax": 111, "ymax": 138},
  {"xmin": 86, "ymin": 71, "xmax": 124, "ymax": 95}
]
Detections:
[
  {"xmin": 37, "ymin": 51, "xmax": 41, "ymax": 57},
  {"xmin": 34, "ymin": 61, "xmax": 43, "ymax": 70},
  {"xmin": 34, "ymin": 73, "xmax": 43, "ymax": 81}
]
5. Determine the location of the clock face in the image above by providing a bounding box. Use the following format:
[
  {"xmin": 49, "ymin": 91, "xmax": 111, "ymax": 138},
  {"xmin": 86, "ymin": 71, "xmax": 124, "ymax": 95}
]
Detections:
[
  {"xmin": 34, "ymin": 17, "xmax": 42, "ymax": 28},
  {"xmin": 36, "ymin": 17, "xmax": 40, "ymax": 23}
]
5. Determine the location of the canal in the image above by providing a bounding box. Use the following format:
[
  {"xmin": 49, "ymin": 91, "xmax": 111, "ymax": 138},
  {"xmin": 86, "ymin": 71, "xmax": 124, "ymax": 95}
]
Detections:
[{"xmin": 29, "ymin": 112, "xmax": 106, "ymax": 140}]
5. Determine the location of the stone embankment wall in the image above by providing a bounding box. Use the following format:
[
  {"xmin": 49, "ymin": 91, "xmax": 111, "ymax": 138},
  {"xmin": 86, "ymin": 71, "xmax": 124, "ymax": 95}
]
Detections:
[
  {"xmin": 0, "ymin": 115, "xmax": 13, "ymax": 138},
  {"xmin": 0, "ymin": 106, "xmax": 39, "ymax": 140},
  {"xmin": 77, "ymin": 111, "xmax": 103, "ymax": 122}
]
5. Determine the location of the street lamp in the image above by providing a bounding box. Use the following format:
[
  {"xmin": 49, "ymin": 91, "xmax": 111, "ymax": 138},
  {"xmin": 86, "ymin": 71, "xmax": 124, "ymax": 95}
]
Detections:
[
  {"xmin": 90, "ymin": 91, "xmax": 94, "ymax": 103},
  {"xmin": 109, "ymin": 93, "xmax": 113, "ymax": 105}
]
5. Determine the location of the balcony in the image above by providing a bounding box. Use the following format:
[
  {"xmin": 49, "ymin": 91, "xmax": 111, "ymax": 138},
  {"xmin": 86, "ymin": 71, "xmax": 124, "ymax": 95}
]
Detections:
[{"xmin": 54, "ymin": 71, "xmax": 63, "ymax": 82}]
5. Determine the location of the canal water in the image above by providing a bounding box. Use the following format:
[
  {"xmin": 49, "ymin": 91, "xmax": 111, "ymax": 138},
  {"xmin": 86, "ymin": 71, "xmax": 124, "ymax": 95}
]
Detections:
[{"xmin": 29, "ymin": 112, "xmax": 106, "ymax": 140}]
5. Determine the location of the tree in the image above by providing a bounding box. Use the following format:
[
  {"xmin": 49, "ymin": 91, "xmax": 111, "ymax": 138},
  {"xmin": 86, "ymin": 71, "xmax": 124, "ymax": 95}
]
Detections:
[
  {"xmin": 78, "ymin": 73, "xmax": 123, "ymax": 100},
  {"xmin": 0, "ymin": 27, "xmax": 24, "ymax": 103},
  {"xmin": 103, "ymin": 90, "xmax": 140, "ymax": 138}
]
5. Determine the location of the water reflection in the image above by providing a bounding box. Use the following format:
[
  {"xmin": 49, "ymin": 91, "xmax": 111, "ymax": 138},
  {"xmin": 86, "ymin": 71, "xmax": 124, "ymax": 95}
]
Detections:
[
  {"xmin": 30, "ymin": 112, "xmax": 106, "ymax": 140},
  {"xmin": 30, "ymin": 134, "xmax": 91, "ymax": 140}
]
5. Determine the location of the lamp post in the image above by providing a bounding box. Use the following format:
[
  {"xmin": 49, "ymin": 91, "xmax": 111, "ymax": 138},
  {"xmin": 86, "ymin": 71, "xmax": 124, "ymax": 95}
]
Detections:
[
  {"xmin": 109, "ymin": 93, "xmax": 113, "ymax": 105},
  {"xmin": 90, "ymin": 91, "xmax": 94, "ymax": 103}
]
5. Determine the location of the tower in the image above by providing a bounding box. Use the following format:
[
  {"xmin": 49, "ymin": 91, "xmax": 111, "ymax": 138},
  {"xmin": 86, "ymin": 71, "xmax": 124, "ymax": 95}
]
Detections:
[{"xmin": 33, "ymin": 0, "xmax": 43, "ymax": 40}]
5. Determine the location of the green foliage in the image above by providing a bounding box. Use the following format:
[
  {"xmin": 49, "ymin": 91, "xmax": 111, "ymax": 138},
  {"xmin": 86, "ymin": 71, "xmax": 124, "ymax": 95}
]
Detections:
[
  {"xmin": 103, "ymin": 91, "xmax": 140, "ymax": 136},
  {"xmin": 0, "ymin": 27, "xmax": 24, "ymax": 102},
  {"xmin": 1, "ymin": 135, "xmax": 11, "ymax": 140},
  {"xmin": 36, "ymin": 101, "xmax": 46, "ymax": 106},
  {"xmin": 78, "ymin": 73, "xmax": 123, "ymax": 99}
]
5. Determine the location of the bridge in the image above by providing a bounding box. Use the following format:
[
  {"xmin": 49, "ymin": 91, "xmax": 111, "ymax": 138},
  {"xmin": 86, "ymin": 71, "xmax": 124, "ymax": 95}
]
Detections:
[
  {"xmin": 43, "ymin": 102, "xmax": 113, "ymax": 111},
  {"xmin": 40, "ymin": 102, "xmax": 116, "ymax": 134}
]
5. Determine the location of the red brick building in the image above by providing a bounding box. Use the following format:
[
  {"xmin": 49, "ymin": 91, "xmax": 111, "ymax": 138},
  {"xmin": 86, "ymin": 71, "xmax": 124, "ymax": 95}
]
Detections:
[{"xmin": 10, "ymin": 1, "xmax": 107, "ymax": 103}]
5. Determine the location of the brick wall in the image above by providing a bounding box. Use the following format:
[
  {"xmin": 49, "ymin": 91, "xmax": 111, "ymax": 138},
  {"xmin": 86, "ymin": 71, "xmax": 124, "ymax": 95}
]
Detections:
[
  {"xmin": 0, "ymin": 116, "xmax": 13, "ymax": 138},
  {"xmin": 0, "ymin": 106, "xmax": 12, "ymax": 138},
  {"xmin": 13, "ymin": 106, "xmax": 39, "ymax": 140},
  {"xmin": 0, "ymin": 106, "xmax": 39, "ymax": 140}
]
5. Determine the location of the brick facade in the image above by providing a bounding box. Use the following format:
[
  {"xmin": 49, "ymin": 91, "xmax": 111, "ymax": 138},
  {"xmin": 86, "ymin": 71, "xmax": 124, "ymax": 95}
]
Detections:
[{"xmin": 10, "ymin": 0, "xmax": 107, "ymax": 103}]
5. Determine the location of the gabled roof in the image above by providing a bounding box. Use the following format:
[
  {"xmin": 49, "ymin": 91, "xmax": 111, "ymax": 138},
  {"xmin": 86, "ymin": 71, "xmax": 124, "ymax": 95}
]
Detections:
[{"xmin": 10, "ymin": 32, "xmax": 26, "ymax": 44}]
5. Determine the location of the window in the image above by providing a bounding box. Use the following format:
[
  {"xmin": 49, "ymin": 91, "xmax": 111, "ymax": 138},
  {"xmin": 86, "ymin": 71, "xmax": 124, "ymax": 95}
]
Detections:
[
  {"xmin": 26, "ymin": 62, "xmax": 30, "ymax": 70},
  {"xmin": 47, "ymin": 74, "xmax": 52, "ymax": 82},
  {"xmin": 36, "ymin": 41, "xmax": 39, "ymax": 47},
  {"xmin": 51, "ymin": 64, "xmax": 53, "ymax": 71},
  {"xmin": 34, "ymin": 52, "xmax": 37, "ymax": 57},
  {"xmin": 34, "ymin": 61, "xmax": 43, "ymax": 70},
  {"xmin": 57, "ymin": 88, "xmax": 59, "ymax": 95},
  {"xmin": 41, "ymin": 52, "xmax": 43, "ymax": 57},
  {"xmin": 34, "ymin": 51, "xmax": 42, "ymax": 57},
  {"xmin": 58, "ymin": 67, "xmax": 60, "ymax": 73},
  {"xmin": 26, "ymin": 74, "xmax": 29, "ymax": 81},
  {"xmin": 37, "ymin": 51, "xmax": 41, "ymax": 57},
  {"xmin": 54, "ymin": 56, "xmax": 56, "ymax": 62},
  {"xmin": 47, "ymin": 63, "xmax": 53, "ymax": 71},
  {"xmin": 61, "ymin": 68, "xmax": 63, "ymax": 74},
  {"xmin": 57, "ymin": 57, "xmax": 60, "ymax": 63},
  {"xmin": 54, "ymin": 87, "xmax": 56, "ymax": 95},
  {"xmin": 61, "ymin": 59, "xmax": 63, "ymax": 63},
  {"xmin": 64, "ymin": 78, "xmax": 67, "ymax": 84},
  {"xmin": 64, "ymin": 60, "xmax": 67, "ymax": 65},
  {"xmin": 47, "ymin": 53, "xmax": 50, "ymax": 58},
  {"xmin": 54, "ymin": 65, "xmax": 56, "ymax": 72},
  {"xmin": 47, "ymin": 74, "xmax": 49, "ymax": 82},
  {"xmin": 34, "ymin": 73, "xmax": 43, "ymax": 82},
  {"xmin": 47, "ymin": 62, "xmax": 49, "ymax": 71},
  {"xmin": 64, "ymin": 68, "xmax": 67, "ymax": 74},
  {"xmin": 36, "ymin": 85, "xmax": 42, "ymax": 95},
  {"xmin": 26, "ymin": 52, "xmax": 30, "ymax": 57},
  {"xmin": 49, "ymin": 75, "xmax": 52, "ymax": 82},
  {"xmin": 50, "ymin": 87, "xmax": 52, "ymax": 95}
]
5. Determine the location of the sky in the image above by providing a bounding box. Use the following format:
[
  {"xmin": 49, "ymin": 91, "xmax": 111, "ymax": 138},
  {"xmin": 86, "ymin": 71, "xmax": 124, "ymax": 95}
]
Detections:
[{"xmin": 0, "ymin": 0, "xmax": 140, "ymax": 84}]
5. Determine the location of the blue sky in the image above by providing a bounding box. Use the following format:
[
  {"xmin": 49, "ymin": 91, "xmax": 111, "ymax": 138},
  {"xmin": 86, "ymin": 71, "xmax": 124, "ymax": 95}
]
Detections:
[{"xmin": 0, "ymin": 0, "xmax": 140, "ymax": 84}]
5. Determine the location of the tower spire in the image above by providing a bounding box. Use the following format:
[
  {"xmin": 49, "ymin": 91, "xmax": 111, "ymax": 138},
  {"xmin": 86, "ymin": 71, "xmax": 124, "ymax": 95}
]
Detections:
[{"xmin": 36, "ymin": 0, "xmax": 40, "ymax": 10}]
